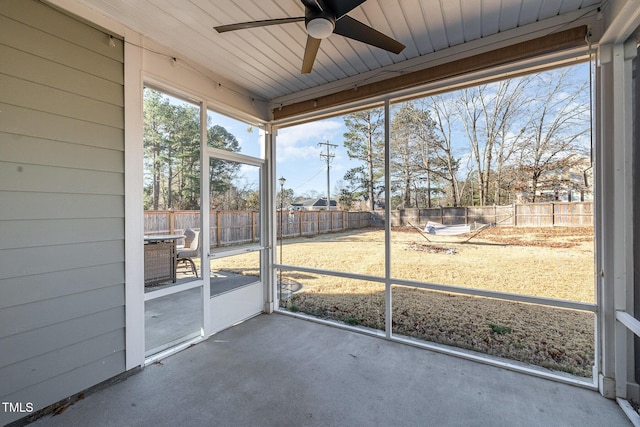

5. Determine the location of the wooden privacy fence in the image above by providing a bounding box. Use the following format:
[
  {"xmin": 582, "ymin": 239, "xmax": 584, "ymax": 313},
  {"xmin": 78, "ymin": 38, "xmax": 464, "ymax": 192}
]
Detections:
[
  {"xmin": 144, "ymin": 202, "xmax": 593, "ymax": 246},
  {"xmin": 390, "ymin": 202, "xmax": 592, "ymax": 227},
  {"xmin": 278, "ymin": 210, "xmax": 372, "ymax": 238},
  {"xmin": 145, "ymin": 210, "xmax": 373, "ymax": 245},
  {"xmin": 513, "ymin": 202, "xmax": 593, "ymax": 227},
  {"xmin": 144, "ymin": 210, "xmax": 260, "ymax": 247}
]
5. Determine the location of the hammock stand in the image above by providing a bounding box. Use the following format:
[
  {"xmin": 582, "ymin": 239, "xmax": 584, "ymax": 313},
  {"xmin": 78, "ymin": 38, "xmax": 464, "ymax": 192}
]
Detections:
[{"xmin": 407, "ymin": 213, "xmax": 513, "ymax": 244}]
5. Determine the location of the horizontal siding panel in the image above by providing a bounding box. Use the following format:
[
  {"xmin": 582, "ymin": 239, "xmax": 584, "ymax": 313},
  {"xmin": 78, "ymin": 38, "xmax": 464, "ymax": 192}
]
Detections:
[
  {"xmin": 0, "ymin": 0, "xmax": 124, "ymax": 63},
  {"xmin": 0, "ymin": 258, "xmax": 123, "ymax": 333},
  {"xmin": 0, "ymin": 263, "xmax": 125, "ymax": 309},
  {"xmin": 0, "ymin": 1, "xmax": 126, "ymax": 420},
  {"xmin": 0, "ymin": 14, "xmax": 124, "ymax": 84},
  {"xmin": 0, "ymin": 133, "xmax": 124, "ymax": 173},
  {"xmin": 0, "ymin": 103, "xmax": 124, "ymax": 151},
  {"xmin": 0, "ymin": 74, "xmax": 124, "ymax": 128},
  {"xmin": 0, "ymin": 161, "xmax": 124, "ymax": 195},
  {"xmin": 0, "ymin": 240, "xmax": 124, "ymax": 280},
  {"xmin": 0, "ymin": 306, "xmax": 124, "ymax": 368},
  {"xmin": 0, "ymin": 104, "xmax": 124, "ymax": 151},
  {"xmin": 0, "ymin": 45, "xmax": 123, "ymax": 107},
  {"xmin": 0, "ymin": 218, "xmax": 124, "ymax": 250},
  {"xmin": 0, "ymin": 284, "xmax": 124, "ymax": 337},
  {"xmin": 0, "ymin": 192, "xmax": 124, "ymax": 220},
  {"xmin": 0, "ymin": 329, "xmax": 124, "ymax": 397},
  {"xmin": 0, "ymin": 351, "xmax": 124, "ymax": 425}
]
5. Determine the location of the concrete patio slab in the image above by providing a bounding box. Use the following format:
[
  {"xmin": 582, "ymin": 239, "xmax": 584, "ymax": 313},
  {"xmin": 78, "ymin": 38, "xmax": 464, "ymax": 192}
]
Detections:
[{"xmin": 29, "ymin": 314, "xmax": 630, "ymax": 426}]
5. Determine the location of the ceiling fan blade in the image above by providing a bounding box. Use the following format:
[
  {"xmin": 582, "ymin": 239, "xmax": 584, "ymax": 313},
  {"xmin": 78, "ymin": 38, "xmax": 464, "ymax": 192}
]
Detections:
[
  {"xmin": 301, "ymin": 0, "xmax": 323, "ymax": 12},
  {"xmin": 214, "ymin": 17, "xmax": 304, "ymax": 33},
  {"xmin": 323, "ymin": 0, "xmax": 367, "ymax": 19},
  {"xmin": 334, "ymin": 15, "xmax": 405, "ymax": 54},
  {"xmin": 302, "ymin": 36, "xmax": 322, "ymax": 74}
]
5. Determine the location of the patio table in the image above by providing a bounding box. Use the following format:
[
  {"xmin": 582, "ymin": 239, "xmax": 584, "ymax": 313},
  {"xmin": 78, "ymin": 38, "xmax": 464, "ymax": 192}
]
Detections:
[{"xmin": 144, "ymin": 234, "xmax": 184, "ymax": 286}]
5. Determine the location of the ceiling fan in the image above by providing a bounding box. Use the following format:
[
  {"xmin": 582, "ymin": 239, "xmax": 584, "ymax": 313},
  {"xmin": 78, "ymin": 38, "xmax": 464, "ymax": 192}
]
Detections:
[{"xmin": 214, "ymin": 0, "xmax": 406, "ymax": 74}]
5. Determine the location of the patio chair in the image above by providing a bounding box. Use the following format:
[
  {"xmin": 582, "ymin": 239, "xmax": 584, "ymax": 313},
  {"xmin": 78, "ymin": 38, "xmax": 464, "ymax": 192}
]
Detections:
[{"xmin": 176, "ymin": 229, "xmax": 200, "ymax": 278}]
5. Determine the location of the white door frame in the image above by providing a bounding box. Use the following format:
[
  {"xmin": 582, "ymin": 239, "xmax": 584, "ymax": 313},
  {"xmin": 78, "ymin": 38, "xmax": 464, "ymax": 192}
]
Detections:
[{"xmin": 205, "ymin": 146, "xmax": 266, "ymax": 334}]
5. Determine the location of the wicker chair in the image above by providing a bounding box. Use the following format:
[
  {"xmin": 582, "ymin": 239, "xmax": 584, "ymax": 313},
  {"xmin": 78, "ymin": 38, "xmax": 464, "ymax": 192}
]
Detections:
[{"xmin": 176, "ymin": 229, "xmax": 200, "ymax": 278}]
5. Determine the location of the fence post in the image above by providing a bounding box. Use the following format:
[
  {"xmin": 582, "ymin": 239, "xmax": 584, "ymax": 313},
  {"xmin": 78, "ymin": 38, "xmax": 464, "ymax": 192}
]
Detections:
[
  {"xmin": 216, "ymin": 211, "xmax": 221, "ymax": 247},
  {"xmin": 330, "ymin": 210, "xmax": 334, "ymax": 232},
  {"xmin": 299, "ymin": 211, "xmax": 303, "ymax": 237},
  {"xmin": 465, "ymin": 207, "xmax": 468, "ymax": 225},
  {"xmin": 440, "ymin": 206, "xmax": 444, "ymax": 224},
  {"xmin": 513, "ymin": 204, "xmax": 518, "ymax": 227},
  {"xmin": 252, "ymin": 211, "xmax": 257, "ymax": 243},
  {"xmin": 551, "ymin": 202, "xmax": 555, "ymax": 226},
  {"xmin": 169, "ymin": 210, "xmax": 175, "ymax": 234}
]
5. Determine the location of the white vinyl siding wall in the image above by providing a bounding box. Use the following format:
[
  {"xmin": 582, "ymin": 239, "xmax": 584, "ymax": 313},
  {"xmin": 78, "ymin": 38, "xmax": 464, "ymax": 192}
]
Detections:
[{"xmin": 0, "ymin": 1, "xmax": 125, "ymax": 423}]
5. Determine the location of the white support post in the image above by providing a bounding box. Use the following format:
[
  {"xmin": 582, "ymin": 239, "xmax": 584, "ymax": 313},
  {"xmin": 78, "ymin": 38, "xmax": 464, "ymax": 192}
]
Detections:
[
  {"xmin": 617, "ymin": 38, "xmax": 638, "ymax": 401},
  {"xmin": 124, "ymin": 33, "xmax": 146, "ymax": 370},
  {"xmin": 384, "ymin": 100, "xmax": 392, "ymax": 339},
  {"xmin": 597, "ymin": 37, "xmax": 638, "ymax": 400},
  {"xmin": 597, "ymin": 42, "xmax": 616, "ymax": 398},
  {"xmin": 612, "ymin": 41, "xmax": 628, "ymax": 399},
  {"xmin": 264, "ymin": 126, "xmax": 277, "ymax": 313},
  {"xmin": 623, "ymin": 40, "xmax": 638, "ymax": 403},
  {"xmin": 597, "ymin": 42, "xmax": 619, "ymax": 399},
  {"xmin": 201, "ymin": 102, "xmax": 211, "ymax": 336}
]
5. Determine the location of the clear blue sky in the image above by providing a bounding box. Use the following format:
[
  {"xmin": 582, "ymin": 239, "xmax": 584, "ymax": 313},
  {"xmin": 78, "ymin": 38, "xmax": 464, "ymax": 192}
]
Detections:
[
  {"xmin": 275, "ymin": 118, "xmax": 353, "ymax": 198},
  {"xmin": 208, "ymin": 110, "xmax": 353, "ymax": 198}
]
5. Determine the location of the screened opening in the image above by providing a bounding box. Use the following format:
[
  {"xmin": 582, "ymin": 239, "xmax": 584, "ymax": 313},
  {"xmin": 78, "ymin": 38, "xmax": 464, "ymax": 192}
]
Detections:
[
  {"xmin": 275, "ymin": 60, "xmax": 596, "ymax": 380},
  {"xmin": 143, "ymin": 87, "xmax": 202, "ymax": 290}
]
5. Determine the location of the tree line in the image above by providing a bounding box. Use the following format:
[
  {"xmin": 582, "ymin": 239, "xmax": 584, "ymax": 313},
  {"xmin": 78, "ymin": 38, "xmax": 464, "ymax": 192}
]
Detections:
[
  {"xmin": 143, "ymin": 88, "xmax": 259, "ymax": 211},
  {"xmin": 338, "ymin": 65, "xmax": 591, "ymax": 210},
  {"xmin": 145, "ymin": 64, "xmax": 591, "ymax": 214}
]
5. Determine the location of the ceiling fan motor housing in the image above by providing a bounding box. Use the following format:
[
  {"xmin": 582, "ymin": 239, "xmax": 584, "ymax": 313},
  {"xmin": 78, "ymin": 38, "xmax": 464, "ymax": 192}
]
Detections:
[{"xmin": 305, "ymin": 8, "xmax": 335, "ymax": 39}]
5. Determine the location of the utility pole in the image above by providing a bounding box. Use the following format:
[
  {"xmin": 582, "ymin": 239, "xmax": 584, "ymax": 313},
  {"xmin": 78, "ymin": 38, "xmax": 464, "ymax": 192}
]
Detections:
[{"xmin": 318, "ymin": 141, "xmax": 337, "ymax": 210}]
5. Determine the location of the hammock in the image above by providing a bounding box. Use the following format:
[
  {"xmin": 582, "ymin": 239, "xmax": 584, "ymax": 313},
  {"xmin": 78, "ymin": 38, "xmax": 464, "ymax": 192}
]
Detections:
[
  {"xmin": 407, "ymin": 221, "xmax": 490, "ymax": 244},
  {"xmin": 423, "ymin": 221, "xmax": 486, "ymax": 235}
]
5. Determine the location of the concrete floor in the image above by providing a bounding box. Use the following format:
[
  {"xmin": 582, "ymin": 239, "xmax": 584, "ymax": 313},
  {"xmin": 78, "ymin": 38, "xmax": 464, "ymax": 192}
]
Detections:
[
  {"xmin": 31, "ymin": 313, "xmax": 630, "ymax": 427},
  {"xmin": 145, "ymin": 272, "xmax": 259, "ymax": 353}
]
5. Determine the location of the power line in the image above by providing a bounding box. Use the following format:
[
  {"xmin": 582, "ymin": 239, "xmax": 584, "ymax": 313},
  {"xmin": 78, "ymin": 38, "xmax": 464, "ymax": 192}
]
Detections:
[{"xmin": 291, "ymin": 166, "xmax": 326, "ymax": 192}]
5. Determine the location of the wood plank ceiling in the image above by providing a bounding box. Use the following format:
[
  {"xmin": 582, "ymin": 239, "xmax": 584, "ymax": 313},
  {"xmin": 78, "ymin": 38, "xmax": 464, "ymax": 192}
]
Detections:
[{"xmin": 76, "ymin": 0, "xmax": 601, "ymax": 105}]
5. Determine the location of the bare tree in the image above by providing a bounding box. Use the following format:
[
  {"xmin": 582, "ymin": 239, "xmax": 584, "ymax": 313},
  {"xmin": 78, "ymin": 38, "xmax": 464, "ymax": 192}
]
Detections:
[
  {"xmin": 518, "ymin": 69, "xmax": 590, "ymax": 202},
  {"xmin": 455, "ymin": 77, "xmax": 531, "ymax": 205},
  {"xmin": 429, "ymin": 95, "xmax": 465, "ymax": 206},
  {"xmin": 491, "ymin": 78, "xmax": 532, "ymax": 205}
]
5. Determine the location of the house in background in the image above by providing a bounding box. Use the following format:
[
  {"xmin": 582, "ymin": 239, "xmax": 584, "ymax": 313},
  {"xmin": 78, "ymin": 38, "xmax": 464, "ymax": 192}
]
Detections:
[
  {"xmin": 513, "ymin": 155, "xmax": 595, "ymax": 203},
  {"xmin": 1, "ymin": 0, "xmax": 640, "ymax": 425},
  {"xmin": 297, "ymin": 198, "xmax": 338, "ymax": 211}
]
